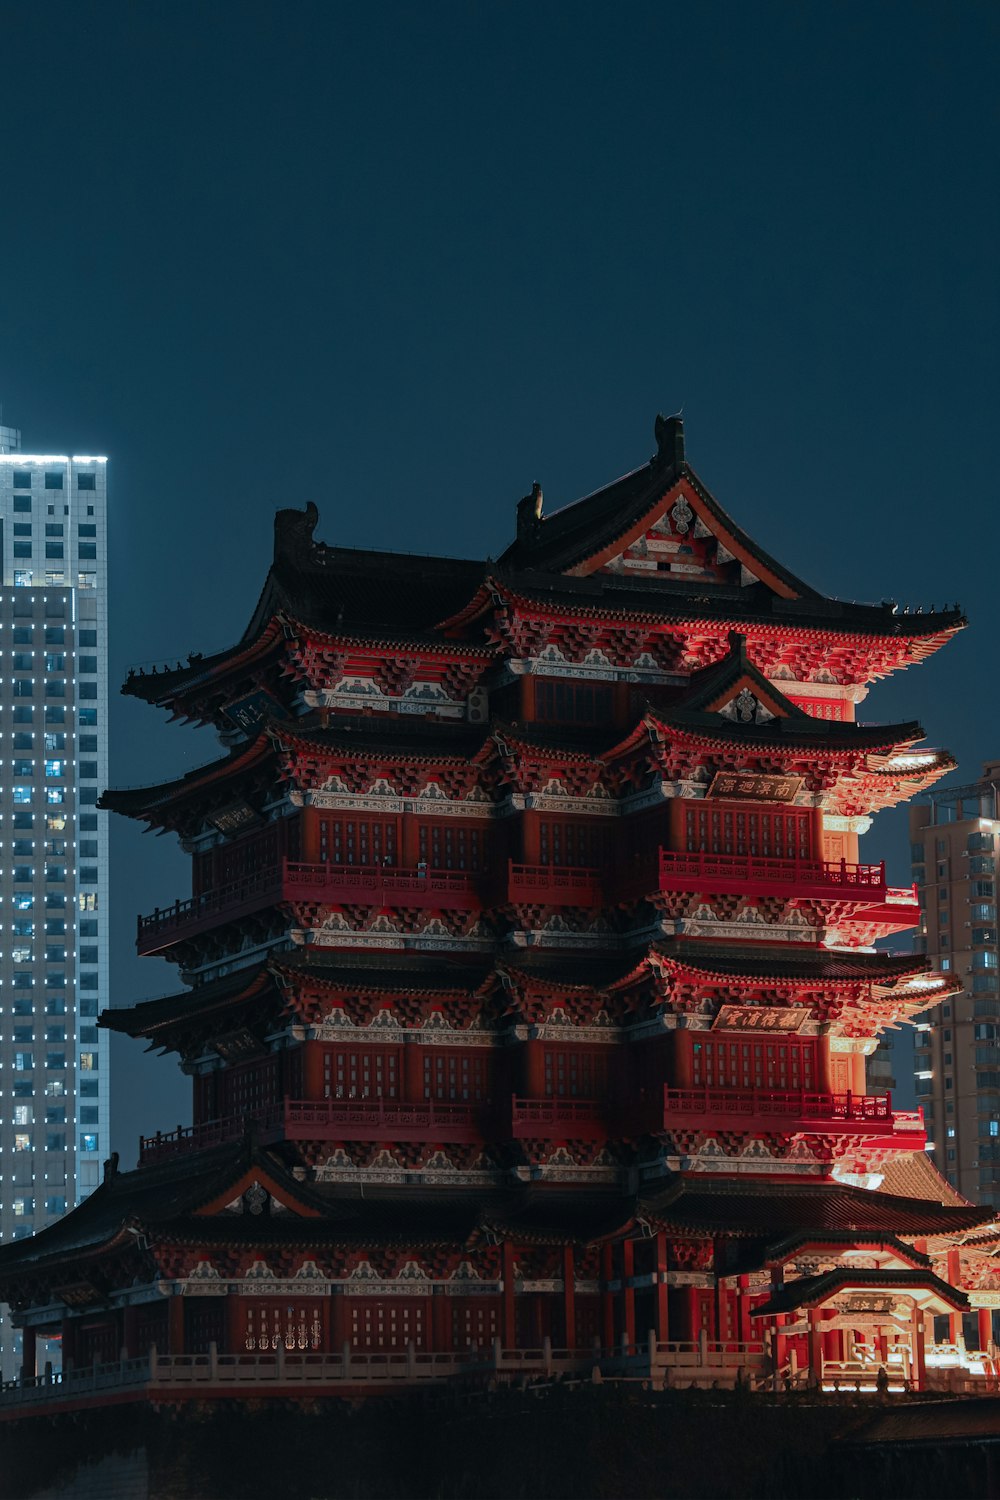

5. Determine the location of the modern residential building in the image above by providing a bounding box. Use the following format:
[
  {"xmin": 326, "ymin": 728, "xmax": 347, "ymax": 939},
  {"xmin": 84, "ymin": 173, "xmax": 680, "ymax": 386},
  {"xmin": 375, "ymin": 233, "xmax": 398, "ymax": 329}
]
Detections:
[
  {"xmin": 0, "ymin": 418, "xmax": 109, "ymax": 1378},
  {"xmin": 911, "ymin": 765, "xmax": 1000, "ymax": 1207}
]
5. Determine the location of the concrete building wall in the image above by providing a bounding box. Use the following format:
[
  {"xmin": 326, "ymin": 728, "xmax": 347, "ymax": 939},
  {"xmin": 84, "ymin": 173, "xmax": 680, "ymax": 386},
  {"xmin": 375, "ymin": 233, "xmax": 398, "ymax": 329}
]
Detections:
[
  {"xmin": 910, "ymin": 764, "xmax": 1000, "ymax": 1206},
  {"xmin": 0, "ymin": 435, "xmax": 109, "ymax": 1377}
]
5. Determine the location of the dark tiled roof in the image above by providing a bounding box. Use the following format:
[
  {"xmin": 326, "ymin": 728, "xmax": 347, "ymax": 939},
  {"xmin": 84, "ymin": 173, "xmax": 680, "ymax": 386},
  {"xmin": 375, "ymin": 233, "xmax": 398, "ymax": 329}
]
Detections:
[
  {"xmin": 100, "ymin": 964, "xmax": 279, "ymax": 1039},
  {"xmin": 762, "ymin": 1230, "xmax": 931, "ymax": 1268},
  {"xmin": 497, "ymin": 416, "xmax": 818, "ymax": 597},
  {"xmin": 844, "ymin": 1397, "xmax": 1000, "ymax": 1447},
  {"xmin": 493, "ymin": 569, "xmax": 964, "ymax": 641},
  {"xmin": 99, "ymin": 734, "xmax": 273, "ymax": 816},
  {"xmin": 273, "ymin": 949, "xmax": 496, "ymax": 994},
  {"xmin": 652, "ymin": 940, "xmax": 929, "ymax": 984},
  {"xmin": 639, "ymin": 1175, "xmax": 990, "ymax": 1239},
  {"xmin": 876, "ymin": 1149, "xmax": 974, "ymax": 1207},
  {"xmin": 276, "ymin": 714, "xmax": 490, "ymax": 761}
]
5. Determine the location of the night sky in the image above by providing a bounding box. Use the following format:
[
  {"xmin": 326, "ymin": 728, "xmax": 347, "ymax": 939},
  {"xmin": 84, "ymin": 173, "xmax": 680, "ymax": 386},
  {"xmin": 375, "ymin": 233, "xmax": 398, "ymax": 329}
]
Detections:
[{"xmin": 1, "ymin": 3, "xmax": 996, "ymax": 1160}]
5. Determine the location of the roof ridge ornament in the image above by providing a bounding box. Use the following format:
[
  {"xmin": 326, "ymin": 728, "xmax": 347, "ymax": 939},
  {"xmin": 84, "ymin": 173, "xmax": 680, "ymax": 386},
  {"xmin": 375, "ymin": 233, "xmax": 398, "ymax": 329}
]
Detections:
[
  {"xmin": 654, "ymin": 412, "xmax": 685, "ymax": 467},
  {"xmin": 516, "ymin": 481, "xmax": 544, "ymax": 544}
]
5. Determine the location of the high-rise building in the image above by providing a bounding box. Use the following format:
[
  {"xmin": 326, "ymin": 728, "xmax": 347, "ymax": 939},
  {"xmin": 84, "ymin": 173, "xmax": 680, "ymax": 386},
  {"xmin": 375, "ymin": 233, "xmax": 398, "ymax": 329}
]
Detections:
[
  {"xmin": 0, "ymin": 418, "xmax": 109, "ymax": 1378},
  {"xmin": 910, "ymin": 765, "xmax": 1000, "ymax": 1206}
]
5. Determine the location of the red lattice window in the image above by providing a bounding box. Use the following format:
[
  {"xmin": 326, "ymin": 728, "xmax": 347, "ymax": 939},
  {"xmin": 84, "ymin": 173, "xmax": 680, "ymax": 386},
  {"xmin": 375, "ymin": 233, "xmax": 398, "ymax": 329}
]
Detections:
[
  {"xmin": 245, "ymin": 1301, "xmax": 322, "ymax": 1351},
  {"xmin": 452, "ymin": 1298, "xmax": 498, "ymax": 1348},
  {"xmin": 538, "ymin": 821, "xmax": 608, "ymax": 868},
  {"xmin": 417, "ymin": 823, "xmax": 484, "ymax": 871},
  {"xmin": 423, "ymin": 1049, "xmax": 489, "ymax": 1101},
  {"xmin": 219, "ymin": 1055, "xmax": 281, "ymax": 1117},
  {"xmin": 543, "ymin": 1048, "xmax": 608, "ymax": 1098},
  {"xmin": 350, "ymin": 1298, "xmax": 427, "ymax": 1350},
  {"xmin": 691, "ymin": 1034, "xmax": 817, "ymax": 1091},
  {"xmin": 320, "ymin": 818, "xmax": 398, "ymax": 867},
  {"xmin": 684, "ymin": 803, "xmax": 812, "ymax": 860},
  {"xmin": 323, "ymin": 1047, "xmax": 400, "ymax": 1100}
]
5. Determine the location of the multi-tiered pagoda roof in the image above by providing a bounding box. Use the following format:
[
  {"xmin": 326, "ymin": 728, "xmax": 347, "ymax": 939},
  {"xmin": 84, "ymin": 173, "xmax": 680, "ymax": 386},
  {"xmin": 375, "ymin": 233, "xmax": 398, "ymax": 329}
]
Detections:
[{"xmin": 0, "ymin": 415, "xmax": 991, "ymax": 1409}]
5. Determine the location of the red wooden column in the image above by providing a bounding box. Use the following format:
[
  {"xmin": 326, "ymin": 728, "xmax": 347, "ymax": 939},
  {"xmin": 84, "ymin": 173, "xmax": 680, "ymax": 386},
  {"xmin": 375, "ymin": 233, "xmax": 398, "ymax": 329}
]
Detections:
[
  {"xmin": 562, "ymin": 1246, "xmax": 576, "ymax": 1350},
  {"xmin": 947, "ymin": 1249, "xmax": 963, "ymax": 1344},
  {"xmin": 522, "ymin": 1039, "xmax": 545, "ymax": 1099},
  {"xmin": 402, "ymin": 810, "xmax": 420, "ymax": 869},
  {"xmin": 122, "ymin": 1305, "xmax": 138, "ymax": 1358},
  {"xmin": 60, "ymin": 1317, "xmax": 76, "ymax": 1372},
  {"xmin": 226, "ymin": 1294, "xmax": 244, "ymax": 1355},
  {"xmin": 737, "ymin": 1275, "xmax": 751, "ymax": 1344},
  {"xmin": 807, "ymin": 1308, "xmax": 823, "ymax": 1385},
  {"xmin": 501, "ymin": 1241, "xmax": 516, "ymax": 1349},
  {"xmin": 601, "ymin": 1243, "xmax": 615, "ymax": 1352},
  {"xmin": 303, "ymin": 1041, "xmax": 324, "ymax": 1102},
  {"xmin": 622, "ymin": 1240, "xmax": 635, "ymax": 1351},
  {"xmin": 330, "ymin": 1292, "xmax": 349, "ymax": 1353},
  {"xmin": 21, "ymin": 1325, "xmax": 36, "ymax": 1379},
  {"xmin": 521, "ymin": 809, "xmax": 540, "ymax": 864},
  {"xmin": 654, "ymin": 1233, "xmax": 669, "ymax": 1343},
  {"xmin": 404, "ymin": 1040, "xmax": 425, "ymax": 1104},
  {"xmin": 978, "ymin": 1307, "xmax": 993, "ymax": 1354},
  {"xmin": 912, "ymin": 1309, "xmax": 928, "ymax": 1391},
  {"xmin": 432, "ymin": 1291, "xmax": 452, "ymax": 1353},
  {"xmin": 167, "ymin": 1296, "xmax": 185, "ymax": 1356},
  {"xmin": 673, "ymin": 1032, "xmax": 694, "ymax": 1090}
]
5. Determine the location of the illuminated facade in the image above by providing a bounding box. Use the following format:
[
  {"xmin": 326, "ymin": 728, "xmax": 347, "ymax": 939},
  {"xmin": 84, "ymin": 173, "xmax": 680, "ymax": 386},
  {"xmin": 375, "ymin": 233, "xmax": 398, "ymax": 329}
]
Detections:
[
  {"xmin": 0, "ymin": 414, "xmax": 993, "ymax": 1409},
  {"xmin": 910, "ymin": 765, "xmax": 1000, "ymax": 1206},
  {"xmin": 0, "ymin": 422, "xmax": 109, "ymax": 1379}
]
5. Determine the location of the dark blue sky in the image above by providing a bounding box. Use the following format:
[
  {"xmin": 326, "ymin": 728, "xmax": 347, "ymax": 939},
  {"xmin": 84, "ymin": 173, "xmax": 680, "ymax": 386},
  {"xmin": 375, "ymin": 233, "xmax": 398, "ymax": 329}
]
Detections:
[{"xmin": 1, "ymin": 3, "xmax": 996, "ymax": 1158}]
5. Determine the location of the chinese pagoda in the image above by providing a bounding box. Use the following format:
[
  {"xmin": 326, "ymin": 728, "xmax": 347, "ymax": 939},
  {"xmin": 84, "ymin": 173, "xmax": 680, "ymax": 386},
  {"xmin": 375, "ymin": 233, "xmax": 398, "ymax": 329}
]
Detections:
[{"xmin": 0, "ymin": 415, "xmax": 993, "ymax": 1409}]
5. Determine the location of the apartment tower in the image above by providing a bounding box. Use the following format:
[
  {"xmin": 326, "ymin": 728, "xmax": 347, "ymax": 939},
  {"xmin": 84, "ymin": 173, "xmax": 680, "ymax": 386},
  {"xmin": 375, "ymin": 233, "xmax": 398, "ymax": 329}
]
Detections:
[
  {"xmin": 911, "ymin": 764, "xmax": 1000, "ymax": 1206},
  {"xmin": 0, "ymin": 416, "xmax": 109, "ymax": 1376}
]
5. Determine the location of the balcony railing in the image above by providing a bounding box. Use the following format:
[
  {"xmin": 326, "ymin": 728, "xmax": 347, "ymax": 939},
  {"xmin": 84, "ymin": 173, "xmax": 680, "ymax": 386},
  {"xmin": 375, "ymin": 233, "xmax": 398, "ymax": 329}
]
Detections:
[
  {"xmin": 505, "ymin": 862, "xmax": 603, "ymax": 906},
  {"xmin": 509, "ymin": 1096, "xmax": 606, "ymax": 1139},
  {"xmin": 283, "ymin": 1097, "xmax": 483, "ymax": 1143},
  {"xmin": 136, "ymin": 861, "xmax": 485, "ymax": 953},
  {"xmin": 136, "ymin": 869, "xmax": 285, "ymax": 953},
  {"xmin": 139, "ymin": 1099, "xmax": 485, "ymax": 1162},
  {"xmin": 282, "ymin": 861, "xmax": 483, "ymax": 910},
  {"xmin": 655, "ymin": 1086, "xmax": 923, "ymax": 1141},
  {"xmin": 651, "ymin": 850, "xmax": 889, "ymax": 903}
]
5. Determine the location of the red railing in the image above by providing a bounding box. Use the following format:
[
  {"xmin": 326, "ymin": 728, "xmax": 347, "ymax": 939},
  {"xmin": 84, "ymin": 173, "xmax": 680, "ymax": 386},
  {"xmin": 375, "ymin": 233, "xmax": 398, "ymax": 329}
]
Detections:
[
  {"xmin": 505, "ymin": 862, "xmax": 603, "ymax": 906},
  {"xmin": 283, "ymin": 1097, "xmax": 483, "ymax": 1142},
  {"xmin": 139, "ymin": 1099, "xmax": 485, "ymax": 1161},
  {"xmin": 509, "ymin": 1096, "xmax": 606, "ymax": 1138},
  {"xmin": 136, "ymin": 861, "xmax": 484, "ymax": 952},
  {"xmin": 139, "ymin": 1109, "xmax": 283, "ymax": 1163},
  {"xmin": 656, "ymin": 1087, "xmax": 923, "ymax": 1140},
  {"xmin": 282, "ymin": 861, "xmax": 483, "ymax": 909},
  {"xmin": 136, "ymin": 869, "xmax": 284, "ymax": 953},
  {"xmin": 653, "ymin": 850, "xmax": 888, "ymax": 901}
]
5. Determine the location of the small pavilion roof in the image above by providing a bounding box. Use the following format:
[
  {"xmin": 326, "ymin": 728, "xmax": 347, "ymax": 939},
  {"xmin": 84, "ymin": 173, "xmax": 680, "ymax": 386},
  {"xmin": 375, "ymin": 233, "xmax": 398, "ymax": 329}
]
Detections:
[{"xmin": 751, "ymin": 1267, "xmax": 968, "ymax": 1318}]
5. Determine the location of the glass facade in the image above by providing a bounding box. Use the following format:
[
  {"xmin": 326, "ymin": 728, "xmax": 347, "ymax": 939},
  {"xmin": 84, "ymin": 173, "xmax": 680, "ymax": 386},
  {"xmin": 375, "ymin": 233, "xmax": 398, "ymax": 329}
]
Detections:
[{"xmin": 0, "ymin": 445, "xmax": 108, "ymax": 1377}]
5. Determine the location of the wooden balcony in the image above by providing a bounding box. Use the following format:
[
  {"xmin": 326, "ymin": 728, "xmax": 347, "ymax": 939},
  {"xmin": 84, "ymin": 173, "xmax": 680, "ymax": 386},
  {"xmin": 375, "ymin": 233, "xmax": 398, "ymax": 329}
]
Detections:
[
  {"xmin": 282, "ymin": 861, "xmax": 483, "ymax": 911},
  {"xmin": 138, "ymin": 1099, "xmax": 484, "ymax": 1162},
  {"xmin": 508, "ymin": 1096, "xmax": 607, "ymax": 1139},
  {"xmin": 136, "ymin": 870, "xmax": 284, "ymax": 955},
  {"xmin": 653, "ymin": 1087, "xmax": 925, "ymax": 1144},
  {"xmin": 282, "ymin": 1097, "xmax": 483, "ymax": 1143},
  {"xmin": 505, "ymin": 862, "xmax": 603, "ymax": 906},
  {"xmin": 136, "ymin": 860, "xmax": 484, "ymax": 954},
  {"xmin": 651, "ymin": 850, "xmax": 890, "ymax": 904}
]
